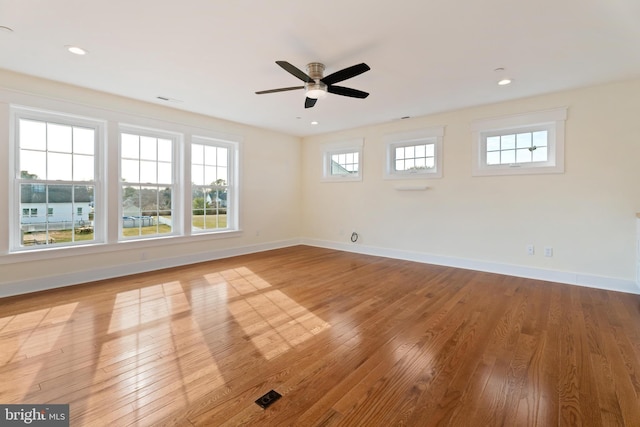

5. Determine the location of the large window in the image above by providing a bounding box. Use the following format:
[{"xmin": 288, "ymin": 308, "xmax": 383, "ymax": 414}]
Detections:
[
  {"xmin": 384, "ymin": 127, "xmax": 444, "ymax": 179},
  {"xmin": 120, "ymin": 128, "xmax": 178, "ymax": 239},
  {"xmin": 471, "ymin": 107, "xmax": 567, "ymax": 176},
  {"xmin": 12, "ymin": 108, "xmax": 102, "ymax": 249},
  {"xmin": 191, "ymin": 138, "xmax": 236, "ymax": 232}
]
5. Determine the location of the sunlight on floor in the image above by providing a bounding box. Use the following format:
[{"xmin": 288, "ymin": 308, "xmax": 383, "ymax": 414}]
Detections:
[
  {"xmin": 107, "ymin": 281, "xmax": 190, "ymax": 333},
  {"xmin": 0, "ymin": 302, "xmax": 78, "ymax": 401},
  {"xmin": 224, "ymin": 267, "xmax": 331, "ymax": 360},
  {"xmin": 84, "ymin": 280, "xmax": 224, "ymax": 425}
]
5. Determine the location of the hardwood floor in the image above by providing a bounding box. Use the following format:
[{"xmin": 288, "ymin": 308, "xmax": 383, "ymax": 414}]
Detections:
[{"xmin": 1, "ymin": 245, "xmax": 640, "ymax": 426}]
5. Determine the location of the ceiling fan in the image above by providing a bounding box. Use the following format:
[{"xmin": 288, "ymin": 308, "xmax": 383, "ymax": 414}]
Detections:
[{"xmin": 255, "ymin": 61, "xmax": 370, "ymax": 108}]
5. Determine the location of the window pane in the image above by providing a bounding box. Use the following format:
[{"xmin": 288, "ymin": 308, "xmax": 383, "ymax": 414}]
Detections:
[
  {"xmin": 501, "ymin": 149, "xmax": 515, "ymax": 164},
  {"xmin": 516, "ymin": 133, "xmax": 532, "ymax": 149},
  {"xmin": 20, "ymin": 150, "xmax": 46, "ymax": 179},
  {"xmin": 415, "ymin": 144, "xmax": 426, "ymax": 158},
  {"xmin": 533, "ymin": 131, "xmax": 548, "ymax": 148},
  {"xmin": 425, "ymin": 157, "xmax": 435, "ymax": 168},
  {"xmin": 501, "ymin": 134, "xmax": 516, "ymax": 150},
  {"xmin": 158, "ymin": 162, "xmax": 172, "ymax": 184},
  {"xmin": 19, "ymin": 119, "xmax": 46, "ymax": 150},
  {"xmin": 48, "ymin": 123, "xmax": 72, "ymax": 153},
  {"xmin": 406, "ymin": 158, "xmax": 415, "ymax": 170},
  {"xmin": 425, "ymin": 144, "xmax": 435, "ymax": 157},
  {"xmin": 217, "ymin": 167, "xmax": 228, "ymax": 182},
  {"xmin": 532, "ymin": 146, "xmax": 548, "ymax": 162},
  {"xmin": 157, "ymin": 139, "xmax": 172, "ymax": 162},
  {"xmin": 205, "ymin": 165, "xmax": 217, "ymax": 185},
  {"xmin": 415, "ymin": 158, "xmax": 426, "ymax": 169},
  {"xmin": 48, "ymin": 152, "xmax": 72, "ymax": 180},
  {"xmin": 396, "ymin": 146, "xmax": 404, "ymax": 159},
  {"xmin": 139, "ymin": 136, "xmax": 157, "ymax": 161},
  {"xmin": 405, "ymin": 146, "xmax": 415, "ymax": 158},
  {"xmin": 73, "ymin": 154, "xmax": 94, "ymax": 181},
  {"xmin": 487, "ymin": 136, "xmax": 500, "ymax": 151},
  {"xmin": 516, "ymin": 148, "xmax": 531, "ymax": 163},
  {"xmin": 192, "ymin": 164, "xmax": 204, "ymax": 185},
  {"xmin": 121, "ymin": 159, "xmax": 139, "ymax": 183},
  {"xmin": 487, "ymin": 151, "xmax": 500, "ymax": 165},
  {"xmin": 192, "ymin": 144, "xmax": 204, "ymax": 164},
  {"xmin": 395, "ymin": 159, "xmax": 404, "ymax": 171},
  {"xmin": 121, "ymin": 133, "xmax": 139, "ymax": 158},
  {"xmin": 139, "ymin": 160, "xmax": 157, "ymax": 183},
  {"xmin": 205, "ymin": 145, "xmax": 217, "ymax": 164},
  {"xmin": 73, "ymin": 127, "xmax": 95, "ymax": 155}
]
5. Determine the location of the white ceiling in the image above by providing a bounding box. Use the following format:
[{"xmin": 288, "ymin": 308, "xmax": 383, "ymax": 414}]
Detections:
[{"xmin": 1, "ymin": 0, "xmax": 639, "ymax": 137}]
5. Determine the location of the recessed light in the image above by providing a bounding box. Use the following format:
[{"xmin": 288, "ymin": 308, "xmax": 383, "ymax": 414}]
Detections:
[
  {"xmin": 66, "ymin": 45, "xmax": 87, "ymax": 55},
  {"xmin": 311, "ymin": 121, "xmax": 319, "ymax": 125},
  {"xmin": 0, "ymin": 26, "xmax": 14, "ymax": 33},
  {"xmin": 498, "ymin": 78, "xmax": 512, "ymax": 86}
]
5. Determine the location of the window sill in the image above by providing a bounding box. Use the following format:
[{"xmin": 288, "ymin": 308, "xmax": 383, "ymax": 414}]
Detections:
[{"xmin": 0, "ymin": 229, "xmax": 243, "ymax": 265}]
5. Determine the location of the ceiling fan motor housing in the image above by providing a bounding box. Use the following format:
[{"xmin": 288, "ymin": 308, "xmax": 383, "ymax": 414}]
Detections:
[{"xmin": 305, "ymin": 63, "xmax": 327, "ymax": 98}]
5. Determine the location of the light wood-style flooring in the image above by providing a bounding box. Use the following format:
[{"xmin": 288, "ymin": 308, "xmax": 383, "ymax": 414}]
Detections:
[{"xmin": 1, "ymin": 246, "xmax": 640, "ymax": 426}]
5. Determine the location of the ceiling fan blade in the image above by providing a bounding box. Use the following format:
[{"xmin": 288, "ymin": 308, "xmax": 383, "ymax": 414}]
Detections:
[
  {"xmin": 276, "ymin": 61, "xmax": 313, "ymax": 83},
  {"xmin": 305, "ymin": 97, "xmax": 317, "ymax": 108},
  {"xmin": 321, "ymin": 63, "xmax": 370, "ymax": 85},
  {"xmin": 327, "ymin": 85, "xmax": 369, "ymax": 99},
  {"xmin": 255, "ymin": 86, "xmax": 304, "ymax": 95}
]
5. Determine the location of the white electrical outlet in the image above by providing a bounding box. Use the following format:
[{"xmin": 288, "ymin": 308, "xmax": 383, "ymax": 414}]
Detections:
[
  {"xmin": 527, "ymin": 244, "xmax": 535, "ymax": 255},
  {"xmin": 544, "ymin": 247, "xmax": 553, "ymax": 257}
]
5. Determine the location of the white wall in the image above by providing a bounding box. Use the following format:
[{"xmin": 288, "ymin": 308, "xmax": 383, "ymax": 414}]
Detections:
[
  {"xmin": 2, "ymin": 70, "xmax": 639, "ymax": 297},
  {"xmin": 0, "ymin": 70, "xmax": 302, "ymax": 297},
  {"xmin": 301, "ymin": 79, "xmax": 640, "ymax": 293}
]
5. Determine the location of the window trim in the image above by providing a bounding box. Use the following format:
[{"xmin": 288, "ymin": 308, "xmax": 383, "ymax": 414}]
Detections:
[
  {"xmin": 321, "ymin": 138, "xmax": 364, "ymax": 182},
  {"xmin": 9, "ymin": 105, "xmax": 106, "ymax": 252},
  {"xmin": 384, "ymin": 126, "xmax": 444, "ymax": 179},
  {"xmin": 471, "ymin": 107, "xmax": 567, "ymax": 176}
]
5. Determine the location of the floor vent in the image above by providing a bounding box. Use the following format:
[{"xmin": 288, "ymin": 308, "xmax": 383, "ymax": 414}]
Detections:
[{"xmin": 255, "ymin": 389, "xmax": 282, "ymax": 409}]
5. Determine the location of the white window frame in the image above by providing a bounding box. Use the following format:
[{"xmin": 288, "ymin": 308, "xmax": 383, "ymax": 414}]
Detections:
[
  {"xmin": 384, "ymin": 127, "xmax": 444, "ymax": 179},
  {"xmin": 471, "ymin": 107, "xmax": 567, "ymax": 176},
  {"xmin": 118, "ymin": 124, "xmax": 182, "ymax": 241},
  {"xmin": 321, "ymin": 138, "xmax": 364, "ymax": 182},
  {"xmin": 9, "ymin": 105, "xmax": 105, "ymax": 252},
  {"xmin": 190, "ymin": 136, "xmax": 239, "ymax": 234}
]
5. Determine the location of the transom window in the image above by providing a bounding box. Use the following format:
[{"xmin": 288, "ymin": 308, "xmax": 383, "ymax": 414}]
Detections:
[
  {"xmin": 485, "ymin": 128, "xmax": 550, "ymax": 165},
  {"xmin": 384, "ymin": 127, "xmax": 444, "ymax": 179},
  {"xmin": 394, "ymin": 143, "xmax": 435, "ymax": 171},
  {"xmin": 331, "ymin": 151, "xmax": 359, "ymax": 175},
  {"xmin": 120, "ymin": 128, "xmax": 178, "ymax": 239},
  {"xmin": 12, "ymin": 108, "xmax": 101, "ymax": 249},
  {"xmin": 191, "ymin": 139, "xmax": 232, "ymax": 232},
  {"xmin": 472, "ymin": 107, "xmax": 567, "ymax": 176},
  {"xmin": 322, "ymin": 138, "xmax": 364, "ymax": 182}
]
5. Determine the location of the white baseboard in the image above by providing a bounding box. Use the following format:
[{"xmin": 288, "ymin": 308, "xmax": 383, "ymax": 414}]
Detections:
[
  {"xmin": 301, "ymin": 238, "xmax": 640, "ymax": 295},
  {"xmin": 4, "ymin": 238, "xmax": 638, "ymax": 298},
  {"xmin": 0, "ymin": 239, "xmax": 301, "ymax": 298}
]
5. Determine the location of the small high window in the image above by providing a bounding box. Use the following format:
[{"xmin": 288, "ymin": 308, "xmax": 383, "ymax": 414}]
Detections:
[
  {"xmin": 321, "ymin": 138, "xmax": 363, "ymax": 182},
  {"xmin": 384, "ymin": 127, "xmax": 444, "ymax": 179},
  {"xmin": 471, "ymin": 107, "xmax": 567, "ymax": 176}
]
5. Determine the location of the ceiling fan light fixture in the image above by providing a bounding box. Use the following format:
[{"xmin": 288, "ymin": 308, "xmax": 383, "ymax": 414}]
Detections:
[{"xmin": 305, "ymin": 81, "xmax": 327, "ymax": 99}]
